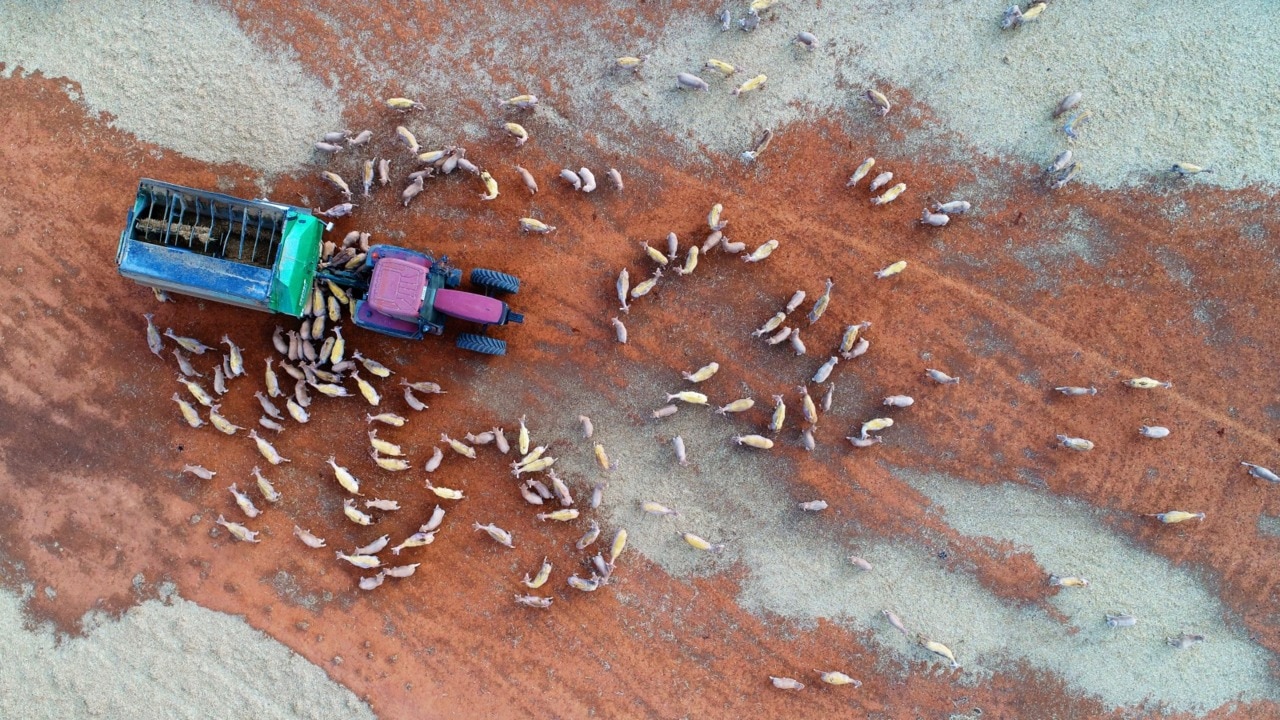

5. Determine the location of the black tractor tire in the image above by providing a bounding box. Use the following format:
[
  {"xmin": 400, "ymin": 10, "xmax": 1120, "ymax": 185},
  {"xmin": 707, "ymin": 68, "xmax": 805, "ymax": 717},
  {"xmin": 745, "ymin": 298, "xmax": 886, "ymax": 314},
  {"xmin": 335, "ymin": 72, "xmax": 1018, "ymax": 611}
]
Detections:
[
  {"xmin": 456, "ymin": 333, "xmax": 507, "ymax": 356},
  {"xmin": 470, "ymin": 268, "xmax": 520, "ymax": 295}
]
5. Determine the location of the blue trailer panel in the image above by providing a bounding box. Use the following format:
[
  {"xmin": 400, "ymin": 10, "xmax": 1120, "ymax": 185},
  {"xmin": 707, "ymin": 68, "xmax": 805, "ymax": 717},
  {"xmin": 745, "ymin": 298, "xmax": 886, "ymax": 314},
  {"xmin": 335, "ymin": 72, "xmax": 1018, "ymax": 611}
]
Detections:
[
  {"xmin": 117, "ymin": 239, "xmax": 275, "ymax": 311},
  {"xmin": 115, "ymin": 179, "xmax": 321, "ymax": 316}
]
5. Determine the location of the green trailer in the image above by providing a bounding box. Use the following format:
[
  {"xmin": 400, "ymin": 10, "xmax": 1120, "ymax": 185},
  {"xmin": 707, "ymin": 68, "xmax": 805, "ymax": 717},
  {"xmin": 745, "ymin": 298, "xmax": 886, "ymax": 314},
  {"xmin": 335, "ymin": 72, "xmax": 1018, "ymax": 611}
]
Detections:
[{"xmin": 115, "ymin": 178, "xmax": 324, "ymax": 317}]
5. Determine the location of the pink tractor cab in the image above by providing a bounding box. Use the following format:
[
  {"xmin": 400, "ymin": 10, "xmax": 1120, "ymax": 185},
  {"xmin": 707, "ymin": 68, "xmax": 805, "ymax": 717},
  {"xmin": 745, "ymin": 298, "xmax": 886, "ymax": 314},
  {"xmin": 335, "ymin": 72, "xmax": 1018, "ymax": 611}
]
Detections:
[{"xmin": 345, "ymin": 245, "xmax": 522, "ymax": 355}]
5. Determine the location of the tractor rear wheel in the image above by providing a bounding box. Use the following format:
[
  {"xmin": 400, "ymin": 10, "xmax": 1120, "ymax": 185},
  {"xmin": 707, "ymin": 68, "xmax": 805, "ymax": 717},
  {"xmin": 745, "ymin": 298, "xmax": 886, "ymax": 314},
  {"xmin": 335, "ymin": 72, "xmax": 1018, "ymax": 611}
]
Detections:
[
  {"xmin": 470, "ymin": 268, "xmax": 520, "ymax": 295},
  {"xmin": 456, "ymin": 333, "xmax": 507, "ymax": 356}
]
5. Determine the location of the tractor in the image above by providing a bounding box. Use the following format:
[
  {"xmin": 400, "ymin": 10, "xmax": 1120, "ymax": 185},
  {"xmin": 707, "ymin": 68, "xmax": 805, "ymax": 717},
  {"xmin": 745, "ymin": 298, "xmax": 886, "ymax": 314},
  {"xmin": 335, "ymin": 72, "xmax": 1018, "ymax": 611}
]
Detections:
[{"xmin": 115, "ymin": 179, "xmax": 522, "ymax": 354}]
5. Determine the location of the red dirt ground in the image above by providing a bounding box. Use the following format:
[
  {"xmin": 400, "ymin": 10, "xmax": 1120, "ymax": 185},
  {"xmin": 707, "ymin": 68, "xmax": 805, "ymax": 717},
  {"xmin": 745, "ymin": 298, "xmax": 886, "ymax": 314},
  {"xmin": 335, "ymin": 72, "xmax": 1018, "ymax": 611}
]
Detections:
[{"xmin": 2, "ymin": 4, "xmax": 1279, "ymax": 718}]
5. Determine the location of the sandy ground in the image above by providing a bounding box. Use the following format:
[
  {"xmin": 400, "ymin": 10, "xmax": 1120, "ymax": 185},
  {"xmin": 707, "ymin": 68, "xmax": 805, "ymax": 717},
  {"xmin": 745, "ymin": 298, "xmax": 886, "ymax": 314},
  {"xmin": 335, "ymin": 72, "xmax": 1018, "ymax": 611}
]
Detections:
[
  {"xmin": 1, "ymin": 1, "xmax": 1279, "ymax": 718},
  {"xmin": 0, "ymin": 0, "xmax": 342, "ymax": 175},
  {"xmin": 1, "ymin": 582, "xmax": 373, "ymax": 719}
]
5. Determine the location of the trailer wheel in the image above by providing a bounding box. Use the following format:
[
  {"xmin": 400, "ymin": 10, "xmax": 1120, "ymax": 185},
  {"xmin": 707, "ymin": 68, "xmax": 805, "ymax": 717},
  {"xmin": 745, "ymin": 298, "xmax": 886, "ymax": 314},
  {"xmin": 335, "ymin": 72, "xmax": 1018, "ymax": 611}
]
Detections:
[
  {"xmin": 470, "ymin": 268, "xmax": 520, "ymax": 295},
  {"xmin": 456, "ymin": 333, "xmax": 507, "ymax": 356}
]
